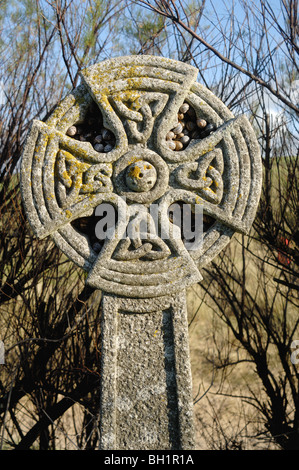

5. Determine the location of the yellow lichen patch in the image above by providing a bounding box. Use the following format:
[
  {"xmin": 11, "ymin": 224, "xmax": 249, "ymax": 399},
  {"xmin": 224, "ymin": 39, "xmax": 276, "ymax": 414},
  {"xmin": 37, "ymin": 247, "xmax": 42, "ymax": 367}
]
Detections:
[
  {"xmin": 114, "ymin": 90, "xmax": 142, "ymax": 111},
  {"xmin": 65, "ymin": 210, "xmax": 72, "ymax": 218},
  {"xmin": 127, "ymin": 164, "xmax": 142, "ymax": 179},
  {"xmin": 58, "ymin": 150, "xmax": 91, "ymax": 191},
  {"xmin": 100, "ymin": 93, "xmax": 113, "ymax": 112},
  {"xmin": 127, "ymin": 156, "xmax": 141, "ymax": 166}
]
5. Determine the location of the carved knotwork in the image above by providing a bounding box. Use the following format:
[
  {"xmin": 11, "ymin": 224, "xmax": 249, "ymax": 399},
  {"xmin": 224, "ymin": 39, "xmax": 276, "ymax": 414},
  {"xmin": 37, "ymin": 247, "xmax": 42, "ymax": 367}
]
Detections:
[
  {"xmin": 21, "ymin": 55, "xmax": 262, "ymax": 298},
  {"xmin": 111, "ymin": 91, "xmax": 168, "ymax": 144},
  {"xmin": 112, "ymin": 206, "xmax": 170, "ymax": 261},
  {"xmin": 175, "ymin": 148, "xmax": 223, "ymax": 204},
  {"xmin": 56, "ymin": 149, "xmax": 113, "ymax": 208}
]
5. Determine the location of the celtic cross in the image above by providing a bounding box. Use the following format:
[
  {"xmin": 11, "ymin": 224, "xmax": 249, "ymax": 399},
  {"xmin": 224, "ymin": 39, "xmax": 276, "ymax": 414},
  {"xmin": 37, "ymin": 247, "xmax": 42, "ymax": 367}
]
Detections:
[{"xmin": 21, "ymin": 56, "xmax": 262, "ymax": 450}]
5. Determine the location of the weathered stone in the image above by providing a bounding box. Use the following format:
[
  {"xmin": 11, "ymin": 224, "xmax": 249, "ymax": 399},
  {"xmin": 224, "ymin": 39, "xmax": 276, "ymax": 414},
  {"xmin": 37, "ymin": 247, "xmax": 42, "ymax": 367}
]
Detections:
[
  {"xmin": 20, "ymin": 55, "xmax": 262, "ymax": 450},
  {"xmin": 100, "ymin": 293, "xmax": 194, "ymax": 450}
]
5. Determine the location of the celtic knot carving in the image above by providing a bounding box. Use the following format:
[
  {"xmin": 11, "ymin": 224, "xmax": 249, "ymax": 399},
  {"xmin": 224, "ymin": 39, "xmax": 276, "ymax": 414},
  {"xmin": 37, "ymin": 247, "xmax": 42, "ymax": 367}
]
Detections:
[
  {"xmin": 174, "ymin": 148, "xmax": 223, "ymax": 204},
  {"xmin": 113, "ymin": 207, "xmax": 170, "ymax": 262},
  {"xmin": 56, "ymin": 149, "xmax": 113, "ymax": 208},
  {"xmin": 21, "ymin": 55, "xmax": 262, "ymax": 298},
  {"xmin": 111, "ymin": 91, "xmax": 168, "ymax": 144}
]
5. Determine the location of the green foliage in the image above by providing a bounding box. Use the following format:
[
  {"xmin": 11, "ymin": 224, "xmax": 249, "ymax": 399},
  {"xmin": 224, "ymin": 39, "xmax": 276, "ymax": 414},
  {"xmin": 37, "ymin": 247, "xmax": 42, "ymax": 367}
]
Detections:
[
  {"xmin": 115, "ymin": 5, "xmax": 166, "ymax": 55},
  {"xmin": 82, "ymin": 0, "xmax": 105, "ymax": 51}
]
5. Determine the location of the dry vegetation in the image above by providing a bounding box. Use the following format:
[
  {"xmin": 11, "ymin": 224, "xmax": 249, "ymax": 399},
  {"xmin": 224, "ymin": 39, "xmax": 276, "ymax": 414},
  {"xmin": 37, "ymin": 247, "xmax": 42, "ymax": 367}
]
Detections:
[
  {"xmin": 189, "ymin": 233, "xmax": 297, "ymax": 450},
  {"xmin": 0, "ymin": 0, "xmax": 298, "ymax": 450}
]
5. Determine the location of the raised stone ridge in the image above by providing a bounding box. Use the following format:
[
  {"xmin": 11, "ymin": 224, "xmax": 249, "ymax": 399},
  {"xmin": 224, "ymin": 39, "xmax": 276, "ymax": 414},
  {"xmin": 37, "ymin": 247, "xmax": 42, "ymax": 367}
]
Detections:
[{"xmin": 20, "ymin": 55, "xmax": 262, "ymax": 299}]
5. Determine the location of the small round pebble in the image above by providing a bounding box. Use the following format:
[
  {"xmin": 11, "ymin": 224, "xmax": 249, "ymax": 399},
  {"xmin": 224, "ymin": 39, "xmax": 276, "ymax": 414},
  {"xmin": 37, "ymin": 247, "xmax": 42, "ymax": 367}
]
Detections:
[
  {"xmin": 167, "ymin": 140, "xmax": 176, "ymax": 150},
  {"xmin": 104, "ymin": 143, "xmax": 113, "ymax": 152},
  {"xmin": 197, "ymin": 118, "xmax": 207, "ymax": 128},
  {"xmin": 175, "ymin": 141, "xmax": 183, "ymax": 150},
  {"xmin": 94, "ymin": 134, "xmax": 103, "ymax": 143},
  {"xmin": 179, "ymin": 103, "xmax": 189, "ymax": 114},
  {"xmin": 180, "ymin": 135, "xmax": 190, "ymax": 145},
  {"xmin": 172, "ymin": 123, "xmax": 183, "ymax": 134},
  {"xmin": 166, "ymin": 131, "xmax": 175, "ymax": 140},
  {"xmin": 94, "ymin": 143, "xmax": 104, "ymax": 152},
  {"xmin": 66, "ymin": 126, "xmax": 77, "ymax": 136}
]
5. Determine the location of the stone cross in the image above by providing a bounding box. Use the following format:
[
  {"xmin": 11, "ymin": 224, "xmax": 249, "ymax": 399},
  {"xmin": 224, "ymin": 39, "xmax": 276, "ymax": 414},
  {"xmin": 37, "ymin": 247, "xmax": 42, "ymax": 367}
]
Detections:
[{"xmin": 20, "ymin": 56, "xmax": 262, "ymax": 450}]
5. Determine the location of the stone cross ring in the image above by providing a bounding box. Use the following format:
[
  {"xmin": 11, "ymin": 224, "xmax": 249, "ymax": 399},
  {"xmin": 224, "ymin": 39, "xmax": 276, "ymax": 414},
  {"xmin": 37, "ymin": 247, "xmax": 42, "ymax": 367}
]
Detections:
[
  {"xmin": 21, "ymin": 56, "xmax": 262, "ymax": 450},
  {"xmin": 21, "ymin": 55, "xmax": 262, "ymax": 299}
]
